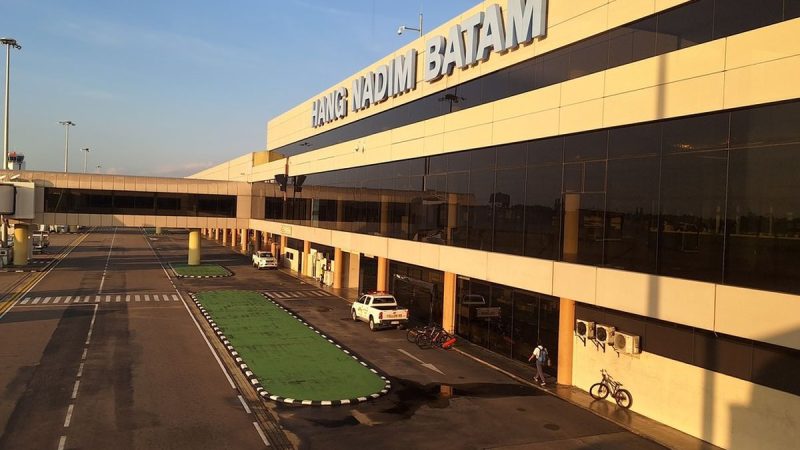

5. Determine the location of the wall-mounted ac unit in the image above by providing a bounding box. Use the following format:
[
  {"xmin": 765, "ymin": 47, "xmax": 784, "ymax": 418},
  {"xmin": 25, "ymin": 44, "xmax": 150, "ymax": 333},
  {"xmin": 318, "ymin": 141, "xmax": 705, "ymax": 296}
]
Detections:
[
  {"xmin": 613, "ymin": 331, "xmax": 641, "ymax": 355},
  {"xmin": 575, "ymin": 319, "xmax": 595, "ymax": 339},
  {"xmin": 595, "ymin": 324, "xmax": 616, "ymax": 344}
]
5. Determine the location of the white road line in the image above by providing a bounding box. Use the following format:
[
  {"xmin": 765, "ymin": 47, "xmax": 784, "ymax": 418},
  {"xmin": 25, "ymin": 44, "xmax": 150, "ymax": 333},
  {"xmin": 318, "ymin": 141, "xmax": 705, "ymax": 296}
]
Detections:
[
  {"xmin": 63, "ymin": 404, "xmax": 74, "ymax": 427},
  {"xmin": 84, "ymin": 296, "xmax": 91, "ymax": 303},
  {"xmin": 238, "ymin": 395, "xmax": 252, "ymax": 414},
  {"xmin": 125, "ymin": 295, "xmax": 130, "ymax": 302},
  {"xmin": 172, "ymin": 295, "xmax": 179, "ymax": 302},
  {"xmin": 31, "ymin": 297, "xmax": 41, "ymax": 305},
  {"xmin": 20, "ymin": 299, "xmax": 29, "ymax": 305},
  {"xmin": 43, "ymin": 297, "xmax": 52, "ymax": 304},
  {"xmin": 77, "ymin": 362, "xmax": 84, "ymax": 377},
  {"xmin": 81, "ymin": 349, "xmax": 88, "ymax": 361},
  {"xmin": 98, "ymin": 227, "xmax": 118, "ymax": 294},
  {"xmin": 71, "ymin": 380, "xmax": 80, "ymax": 399},
  {"xmin": 135, "ymin": 295, "xmax": 140, "ymax": 302},
  {"xmin": 95, "ymin": 295, "xmax": 101, "ymax": 303},
  {"xmin": 105, "ymin": 295, "xmax": 111, "ymax": 303},
  {"xmin": 154, "ymin": 294, "xmax": 160, "ymax": 302},
  {"xmin": 58, "ymin": 435, "xmax": 67, "ymax": 450},
  {"xmin": 145, "ymin": 295, "xmax": 150, "ymax": 302},
  {"xmin": 54, "ymin": 296, "xmax": 62, "ymax": 304},
  {"xmin": 116, "ymin": 295, "xmax": 121, "ymax": 302},
  {"xmin": 253, "ymin": 422, "xmax": 271, "ymax": 447}
]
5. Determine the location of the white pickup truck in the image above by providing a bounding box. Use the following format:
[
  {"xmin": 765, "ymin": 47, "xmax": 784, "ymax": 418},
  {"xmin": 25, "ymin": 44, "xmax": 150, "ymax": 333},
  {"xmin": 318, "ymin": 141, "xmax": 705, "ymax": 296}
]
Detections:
[
  {"xmin": 351, "ymin": 293, "xmax": 409, "ymax": 331},
  {"xmin": 251, "ymin": 251, "xmax": 278, "ymax": 269}
]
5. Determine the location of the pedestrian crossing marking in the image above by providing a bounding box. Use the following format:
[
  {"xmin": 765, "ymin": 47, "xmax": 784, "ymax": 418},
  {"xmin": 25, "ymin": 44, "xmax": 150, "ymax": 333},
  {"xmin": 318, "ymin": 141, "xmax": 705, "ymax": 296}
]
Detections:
[
  {"xmin": 17, "ymin": 292, "xmax": 182, "ymax": 306},
  {"xmin": 263, "ymin": 290, "xmax": 332, "ymax": 299}
]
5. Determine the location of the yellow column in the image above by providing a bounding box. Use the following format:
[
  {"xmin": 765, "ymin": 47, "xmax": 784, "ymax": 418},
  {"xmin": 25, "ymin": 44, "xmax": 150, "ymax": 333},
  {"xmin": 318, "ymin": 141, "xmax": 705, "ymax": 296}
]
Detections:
[
  {"xmin": 231, "ymin": 228, "xmax": 239, "ymax": 249},
  {"xmin": 222, "ymin": 228, "xmax": 229, "ymax": 246},
  {"xmin": 13, "ymin": 224, "xmax": 29, "ymax": 266},
  {"xmin": 270, "ymin": 241, "xmax": 278, "ymax": 257},
  {"xmin": 280, "ymin": 235, "xmax": 287, "ymax": 252},
  {"xmin": 333, "ymin": 247, "xmax": 343, "ymax": 289},
  {"xmin": 188, "ymin": 229, "xmax": 201, "ymax": 266},
  {"xmin": 442, "ymin": 272, "xmax": 457, "ymax": 333},
  {"xmin": 254, "ymin": 231, "xmax": 262, "ymax": 252},
  {"xmin": 377, "ymin": 256, "xmax": 389, "ymax": 292},
  {"xmin": 303, "ymin": 240, "xmax": 311, "ymax": 276},
  {"xmin": 557, "ymin": 299, "xmax": 576, "ymax": 386},
  {"xmin": 240, "ymin": 229, "xmax": 248, "ymax": 253},
  {"xmin": 557, "ymin": 193, "xmax": 580, "ymax": 386},
  {"xmin": 155, "ymin": 226, "xmax": 162, "ymax": 235}
]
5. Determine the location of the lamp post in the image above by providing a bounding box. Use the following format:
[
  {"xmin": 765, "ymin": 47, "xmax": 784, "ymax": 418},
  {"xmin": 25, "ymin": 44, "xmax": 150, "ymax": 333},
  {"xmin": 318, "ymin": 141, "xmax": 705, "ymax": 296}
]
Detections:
[
  {"xmin": 397, "ymin": 13, "xmax": 423, "ymax": 37},
  {"xmin": 58, "ymin": 121, "xmax": 75, "ymax": 172},
  {"xmin": 1, "ymin": 38, "xmax": 21, "ymax": 171},
  {"xmin": 81, "ymin": 147, "xmax": 90, "ymax": 173}
]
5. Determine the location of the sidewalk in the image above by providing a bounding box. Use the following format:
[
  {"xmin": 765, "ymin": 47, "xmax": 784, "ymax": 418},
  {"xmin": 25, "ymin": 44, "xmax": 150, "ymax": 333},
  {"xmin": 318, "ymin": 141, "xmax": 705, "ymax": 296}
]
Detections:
[{"xmin": 279, "ymin": 267, "xmax": 722, "ymax": 450}]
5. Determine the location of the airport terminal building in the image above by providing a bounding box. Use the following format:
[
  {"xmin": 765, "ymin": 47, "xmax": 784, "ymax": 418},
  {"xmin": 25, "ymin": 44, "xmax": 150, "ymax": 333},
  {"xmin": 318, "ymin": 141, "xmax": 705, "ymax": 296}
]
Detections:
[{"xmin": 192, "ymin": 1, "xmax": 800, "ymax": 448}]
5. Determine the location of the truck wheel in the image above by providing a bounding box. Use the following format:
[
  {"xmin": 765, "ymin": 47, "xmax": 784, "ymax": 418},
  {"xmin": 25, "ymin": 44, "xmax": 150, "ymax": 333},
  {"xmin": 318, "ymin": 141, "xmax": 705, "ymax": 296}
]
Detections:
[
  {"xmin": 351, "ymin": 309, "xmax": 358, "ymax": 321},
  {"xmin": 369, "ymin": 318, "xmax": 377, "ymax": 331}
]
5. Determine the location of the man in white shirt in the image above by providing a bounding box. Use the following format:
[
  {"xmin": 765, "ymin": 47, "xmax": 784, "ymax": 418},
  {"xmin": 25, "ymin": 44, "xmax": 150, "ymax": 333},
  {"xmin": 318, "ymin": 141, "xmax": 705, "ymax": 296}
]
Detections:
[{"xmin": 528, "ymin": 344, "xmax": 548, "ymax": 386}]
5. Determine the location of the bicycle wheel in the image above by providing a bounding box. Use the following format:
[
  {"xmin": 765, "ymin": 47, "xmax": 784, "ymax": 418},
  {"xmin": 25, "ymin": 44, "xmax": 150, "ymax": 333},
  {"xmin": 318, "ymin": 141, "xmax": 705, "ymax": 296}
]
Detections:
[
  {"xmin": 615, "ymin": 389, "xmax": 633, "ymax": 409},
  {"xmin": 589, "ymin": 383, "xmax": 609, "ymax": 400},
  {"xmin": 415, "ymin": 332, "xmax": 432, "ymax": 349},
  {"xmin": 406, "ymin": 327, "xmax": 420, "ymax": 343}
]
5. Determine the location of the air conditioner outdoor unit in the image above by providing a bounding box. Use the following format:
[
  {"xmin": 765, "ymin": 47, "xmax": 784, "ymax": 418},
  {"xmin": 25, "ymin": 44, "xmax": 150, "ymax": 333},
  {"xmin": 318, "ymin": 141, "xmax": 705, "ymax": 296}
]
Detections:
[
  {"xmin": 575, "ymin": 319, "xmax": 595, "ymax": 339},
  {"xmin": 613, "ymin": 331, "xmax": 641, "ymax": 354},
  {"xmin": 595, "ymin": 324, "xmax": 616, "ymax": 344}
]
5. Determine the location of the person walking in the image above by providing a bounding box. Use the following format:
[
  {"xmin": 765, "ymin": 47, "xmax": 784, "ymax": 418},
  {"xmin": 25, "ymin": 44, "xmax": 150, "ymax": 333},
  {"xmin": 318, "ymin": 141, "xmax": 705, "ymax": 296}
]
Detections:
[{"xmin": 528, "ymin": 344, "xmax": 549, "ymax": 386}]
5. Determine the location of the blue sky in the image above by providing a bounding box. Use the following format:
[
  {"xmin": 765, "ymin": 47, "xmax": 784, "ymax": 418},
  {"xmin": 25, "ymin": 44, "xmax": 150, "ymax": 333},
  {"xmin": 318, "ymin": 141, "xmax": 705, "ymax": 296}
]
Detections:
[{"xmin": 1, "ymin": 0, "xmax": 477, "ymax": 177}]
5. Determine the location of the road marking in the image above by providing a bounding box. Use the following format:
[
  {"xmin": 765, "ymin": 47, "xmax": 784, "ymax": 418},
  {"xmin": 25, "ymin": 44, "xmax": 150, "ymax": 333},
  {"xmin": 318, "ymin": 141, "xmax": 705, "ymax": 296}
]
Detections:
[
  {"xmin": 95, "ymin": 295, "xmax": 101, "ymax": 303},
  {"xmin": 77, "ymin": 362, "xmax": 84, "ymax": 377},
  {"xmin": 116, "ymin": 295, "xmax": 121, "ymax": 302},
  {"xmin": 98, "ymin": 227, "xmax": 118, "ymax": 294},
  {"xmin": 105, "ymin": 295, "xmax": 111, "ymax": 303},
  {"xmin": 397, "ymin": 349, "xmax": 445, "ymax": 375},
  {"xmin": 71, "ymin": 380, "xmax": 80, "ymax": 399},
  {"xmin": 172, "ymin": 295, "xmax": 179, "ymax": 302},
  {"xmin": 125, "ymin": 295, "xmax": 130, "ymax": 302},
  {"xmin": 54, "ymin": 296, "xmax": 62, "ymax": 304},
  {"xmin": 81, "ymin": 349, "xmax": 88, "ymax": 361},
  {"xmin": 43, "ymin": 297, "xmax": 52, "ymax": 304},
  {"xmin": 238, "ymin": 395, "xmax": 252, "ymax": 414},
  {"xmin": 20, "ymin": 298, "xmax": 29, "ymax": 305},
  {"xmin": 58, "ymin": 435, "xmax": 67, "ymax": 450},
  {"xmin": 154, "ymin": 294, "xmax": 160, "ymax": 302},
  {"xmin": 32, "ymin": 297, "xmax": 40, "ymax": 304},
  {"xmin": 135, "ymin": 295, "xmax": 140, "ymax": 302},
  {"xmin": 145, "ymin": 295, "xmax": 150, "ymax": 302},
  {"xmin": 63, "ymin": 404, "xmax": 74, "ymax": 427},
  {"xmin": 253, "ymin": 422, "xmax": 271, "ymax": 447}
]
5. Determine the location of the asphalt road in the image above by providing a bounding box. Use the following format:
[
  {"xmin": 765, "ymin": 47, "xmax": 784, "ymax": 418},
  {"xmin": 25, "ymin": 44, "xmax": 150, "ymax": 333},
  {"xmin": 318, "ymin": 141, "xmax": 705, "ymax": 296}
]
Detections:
[
  {"xmin": 0, "ymin": 227, "xmax": 667, "ymax": 450},
  {"xmin": 0, "ymin": 228, "xmax": 265, "ymax": 450}
]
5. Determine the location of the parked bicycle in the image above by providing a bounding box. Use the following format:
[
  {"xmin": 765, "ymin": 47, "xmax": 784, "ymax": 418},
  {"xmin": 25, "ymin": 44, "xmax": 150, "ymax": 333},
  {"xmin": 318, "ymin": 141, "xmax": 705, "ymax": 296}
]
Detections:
[
  {"xmin": 406, "ymin": 324, "xmax": 437, "ymax": 343},
  {"xmin": 410, "ymin": 325, "xmax": 457, "ymax": 350},
  {"xmin": 589, "ymin": 369, "xmax": 633, "ymax": 409}
]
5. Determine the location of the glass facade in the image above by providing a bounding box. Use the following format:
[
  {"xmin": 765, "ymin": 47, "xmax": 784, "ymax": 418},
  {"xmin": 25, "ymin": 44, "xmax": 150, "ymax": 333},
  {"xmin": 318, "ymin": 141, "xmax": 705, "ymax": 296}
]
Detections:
[
  {"xmin": 267, "ymin": 100, "xmax": 800, "ymax": 295},
  {"xmin": 273, "ymin": 0, "xmax": 800, "ymax": 158},
  {"xmin": 44, "ymin": 188, "xmax": 237, "ymax": 217},
  {"xmin": 457, "ymin": 278, "xmax": 560, "ymax": 375},
  {"xmin": 388, "ymin": 261, "xmax": 444, "ymax": 326}
]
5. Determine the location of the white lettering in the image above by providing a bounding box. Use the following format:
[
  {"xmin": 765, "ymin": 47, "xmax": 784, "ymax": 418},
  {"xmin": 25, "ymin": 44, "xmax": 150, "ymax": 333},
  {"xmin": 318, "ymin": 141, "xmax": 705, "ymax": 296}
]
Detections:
[
  {"xmin": 362, "ymin": 72, "xmax": 374, "ymax": 109},
  {"xmin": 393, "ymin": 49, "xmax": 417, "ymax": 95},
  {"xmin": 462, "ymin": 12, "xmax": 484, "ymax": 66},
  {"xmin": 478, "ymin": 4, "xmax": 507, "ymax": 60},
  {"xmin": 374, "ymin": 65, "xmax": 389, "ymax": 103},
  {"xmin": 424, "ymin": 36, "xmax": 446, "ymax": 82},
  {"xmin": 442, "ymin": 24, "xmax": 466, "ymax": 76},
  {"xmin": 505, "ymin": 0, "xmax": 547, "ymax": 50}
]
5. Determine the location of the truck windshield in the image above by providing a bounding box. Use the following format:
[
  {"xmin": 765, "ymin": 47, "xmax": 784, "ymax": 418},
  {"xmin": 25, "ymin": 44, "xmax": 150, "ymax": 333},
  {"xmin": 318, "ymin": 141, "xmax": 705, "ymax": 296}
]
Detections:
[{"xmin": 372, "ymin": 298, "xmax": 395, "ymax": 305}]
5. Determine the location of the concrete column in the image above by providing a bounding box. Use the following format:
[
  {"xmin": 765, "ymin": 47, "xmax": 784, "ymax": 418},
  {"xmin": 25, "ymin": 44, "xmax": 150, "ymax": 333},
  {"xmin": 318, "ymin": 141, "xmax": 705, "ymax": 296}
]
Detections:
[
  {"xmin": 188, "ymin": 229, "xmax": 201, "ymax": 266},
  {"xmin": 333, "ymin": 247, "xmax": 343, "ymax": 289},
  {"xmin": 557, "ymin": 298, "xmax": 576, "ymax": 386},
  {"xmin": 222, "ymin": 228, "xmax": 229, "ymax": 246},
  {"xmin": 442, "ymin": 272, "xmax": 457, "ymax": 333},
  {"xmin": 240, "ymin": 229, "xmax": 248, "ymax": 254},
  {"xmin": 303, "ymin": 240, "xmax": 311, "ymax": 276},
  {"xmin": 155, "ymin": 226, "xmax": 162, "ymax": 235},
  {"xmin": 13, "ymin": 224, "xmax": 29, "ymax": 266},
  {"xmin": 280, "ymin": 235, "xmax": 287, "ymax": 252},
  {"xmin": 254, "ymin": 231, "xmax": 262, "ymax": 252},
  {"xmin": 270, "ymin": 242, "xmax": 278, "ymax": 257},
  {"xmin": 377, "ymin": 256, "xmax": 389, "ymax": 292},
  {"xmin": 557, "ymin": 193, "xmax": 580, "ymax": 386}
]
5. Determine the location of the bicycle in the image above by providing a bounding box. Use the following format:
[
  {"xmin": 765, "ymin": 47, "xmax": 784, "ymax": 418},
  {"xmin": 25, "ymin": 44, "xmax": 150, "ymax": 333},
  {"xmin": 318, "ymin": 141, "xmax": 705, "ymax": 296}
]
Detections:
[
  {"xmin": 406, "ymin": 324, "xmax": 437, "ymax": 343},
  {"xmin": 415, "ymin": 325, "xmax": 457, "ymax": 349},
  {"xmin": 589, "ymin": 369, "xmax": 633, "ymax": 409}
]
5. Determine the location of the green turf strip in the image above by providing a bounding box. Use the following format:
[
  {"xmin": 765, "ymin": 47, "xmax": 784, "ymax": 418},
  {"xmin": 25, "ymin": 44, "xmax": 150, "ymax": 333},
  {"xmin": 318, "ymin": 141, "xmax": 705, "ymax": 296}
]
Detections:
[
  {"xmin": 196, "ymin": 290, "xmax": 386, "ymax": 401},
  {"xmin": 171, "ymin": 263, "xmax": 230, "ymax": 277}
]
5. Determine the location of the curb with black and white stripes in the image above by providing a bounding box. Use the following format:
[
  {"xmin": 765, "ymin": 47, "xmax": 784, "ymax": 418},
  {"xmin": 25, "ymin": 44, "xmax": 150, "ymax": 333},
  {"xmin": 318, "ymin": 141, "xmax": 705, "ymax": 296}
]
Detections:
[
  {"xmin": 169, "ymin": 263, "xmax": 233, "ymax": 279},
  {"xmin": 189, "ymin": 292, "xmax": 391, "ymax": 406}
]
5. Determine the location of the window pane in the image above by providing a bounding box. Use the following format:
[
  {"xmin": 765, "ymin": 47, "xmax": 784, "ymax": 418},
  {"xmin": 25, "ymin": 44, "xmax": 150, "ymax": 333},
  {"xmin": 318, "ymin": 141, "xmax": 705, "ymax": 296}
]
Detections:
[
  {"xmin": 467, "ymin": 169, "xmax": 496, "ymax": 250},
  {"xmin": 604, "ymin": 157, "xmax": 660, "ymax": 273},
  {"xmin": 730, "ymin": 101, "xmax": 800, "ymax": 147},
  {"xmin": 608, "ymin": 17, "xmax": 657, "ymax": 67},
  {"xmin": 524, "ymin": 164, "xmax": 562, "ymax": 259},
  {"xmin": 655, "ymin": 0, "xmax": 713, "ymax": 54},
  {"xmin": 725, "ymin": 144, "xmax": 800, "ymax": 294},
  {"xmin": 564, "ymin": 130, "xmax": 608, "ymax": 162},
  {"xmin": 713, "ymin": 0, "xmax": 782, "ymax": 39},
  {"xmin": 567, "ymin": 35, "xmax": 608, "ymax": 79},
  {"xmin": 608, "ymin": 122, "xmax": 661, "ymax": 158},
  {"xmin": 659, "ymin": 150, "xmax": 727, "ymax": 283},
  {"xmin": 493, "ymin": 167, "xmax": 526, "ymax": 255},
  {"xmin": 662, "ymin": 113, "xmax": 729, "ymax": 153}
]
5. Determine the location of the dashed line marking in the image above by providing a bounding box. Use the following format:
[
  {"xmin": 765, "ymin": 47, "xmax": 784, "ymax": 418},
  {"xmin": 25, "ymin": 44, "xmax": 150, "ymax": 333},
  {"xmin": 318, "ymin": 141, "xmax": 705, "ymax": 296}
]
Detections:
[
  {"xmin": 238, "ymin": 395, "xmax": 252, "ymax": 414},
  {"xmin": 63, "ymin": 404, "xmax": 74, "ymax": 427},
  {"xmin": 71, "ymin": 380, "xmax": 80, "ymax": 399}
]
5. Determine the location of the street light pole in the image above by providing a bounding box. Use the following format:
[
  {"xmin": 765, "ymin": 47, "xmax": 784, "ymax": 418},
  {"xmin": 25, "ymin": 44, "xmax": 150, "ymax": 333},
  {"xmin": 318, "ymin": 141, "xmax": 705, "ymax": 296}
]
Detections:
[
  {"xmin": 81, "ymin": 147, "xmax": 90, "ymax": 173},
  {"xmin": 58, "ymin": 121, "xmax": 75, "ymax": 172},
  {"xmin": 1, "ymin": 38, "xmax": 22, "ymax": 171},
  {"xmin": 397, "ymin": 13, "xmax": 423, "ymax": 37}
]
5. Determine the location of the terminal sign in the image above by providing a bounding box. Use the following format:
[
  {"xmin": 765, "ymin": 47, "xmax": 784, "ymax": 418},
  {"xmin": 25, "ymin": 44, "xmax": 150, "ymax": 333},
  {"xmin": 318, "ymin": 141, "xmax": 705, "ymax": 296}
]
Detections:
[{"xmin": 311, "ymin": 0, "xmax": 548, "ymax": 128}]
